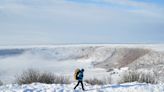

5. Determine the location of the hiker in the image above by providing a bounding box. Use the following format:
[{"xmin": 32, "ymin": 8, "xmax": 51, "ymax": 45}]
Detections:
[{"xmin": 74, "ymin": 68, "xmax": 85, "ymax": 91}]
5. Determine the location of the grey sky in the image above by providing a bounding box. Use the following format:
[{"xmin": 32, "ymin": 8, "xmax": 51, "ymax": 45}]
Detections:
[{"xmin": 0, "ymin": 0, "xmax": 164, "ymax": 45}]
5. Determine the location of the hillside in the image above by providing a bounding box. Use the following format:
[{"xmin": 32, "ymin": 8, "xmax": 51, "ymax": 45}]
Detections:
[{"xmin": 0, "ymin": 44, "xmax": 164, "ymax": 83}]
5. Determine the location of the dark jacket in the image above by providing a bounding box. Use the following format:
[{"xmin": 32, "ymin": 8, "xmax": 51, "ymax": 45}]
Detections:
[{"xmin": 77, "ymin": 71, "xmax": 84, "ymax": 81}]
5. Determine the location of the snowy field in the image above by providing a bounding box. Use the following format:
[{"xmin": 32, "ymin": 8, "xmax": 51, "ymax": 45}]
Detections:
[
  {"xmin": 0, "ymin": 82, "xmax": 164, "ymax": 92},
  {"xmin": 0, "ymin": 44, "xmax": 164, "ymax": 91}
]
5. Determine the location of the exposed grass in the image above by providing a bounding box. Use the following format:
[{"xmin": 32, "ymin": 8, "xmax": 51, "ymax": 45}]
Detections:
[
  {"xmin": 85, "ymin": 78, "xmax": 104, "ymax": 85},
  {"xmin": 15, "ymin": 69, "xmax": 70, "ymax": 85},
  {"xmin": 103, "ymin": 76, "xmax": 112, "ymax": 84},
  {"xmin": 85, "ymin": 76, "xmax": 112, "ymax": 85},
  {"xmin": 84, "ymin": 75, "xmax": 112, "ymax": 85},
  {"xmin": 53, "ymin": 75, "xmax": 70, "ymax": 84},
  {"xmin": 85, "ymin": 70, "xmax": 157, "ymax": 85},
  {"xmin": 121, "ymin": 71, "xmax": 157, "ymax": 84}
]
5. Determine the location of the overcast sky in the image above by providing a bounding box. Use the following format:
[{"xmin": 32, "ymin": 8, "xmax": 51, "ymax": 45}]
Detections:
[{"xmin": 0, "ymin": 0, "xmax": 164, "ymax": 45}]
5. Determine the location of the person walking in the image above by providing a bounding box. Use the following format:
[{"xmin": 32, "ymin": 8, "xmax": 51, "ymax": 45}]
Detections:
[{"xmin": 74, "ymin": 68, "xmax": 85, "ymax": 91}]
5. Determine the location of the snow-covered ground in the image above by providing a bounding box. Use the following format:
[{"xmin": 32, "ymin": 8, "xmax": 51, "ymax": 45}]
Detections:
[{"xmin": 0, "ymin": 82, "xmax": 164, "ymax": 92}]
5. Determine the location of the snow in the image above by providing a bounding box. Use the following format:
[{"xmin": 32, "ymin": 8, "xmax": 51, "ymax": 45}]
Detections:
[
  {"xmin": 0, "ymin": 44, "xmax": 164, "ymax": 50},
  {"xmin": 0, "ymin": 82, "xmax": 164, "ymax": 92}
]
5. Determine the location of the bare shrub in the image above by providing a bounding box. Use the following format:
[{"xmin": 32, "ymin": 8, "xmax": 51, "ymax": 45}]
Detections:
[
  {"xmin": 121, "ymin": 71, "xmax": 157, "ymax": 84},
  {"xmin": 0, "ymin": 80, "xmax": 3, "ymax": 86},
  {"xmin": 103, "ymin": 76, "xmax": 112, "ymax": 84},
  {"xmin": 38, "ymin": 72, "xmax": 56, "ymax": 84},
  {"xmin": 85, "ymin": 78, "xmax": 104, "ymax": 85},
  {"xmin": 15, "ymin": 69, "xmax": 70, "ymax": 84},
  {"xmin": 138, "ymin": 73, "xmax": 157, "ymax": 84},
  {"xmin": 16, "ymin": 69, "xmax": 40, "ymax": 84},
  {"xmin": 53, "ymin": 75, "xmax": 70, "ymax": 84}
]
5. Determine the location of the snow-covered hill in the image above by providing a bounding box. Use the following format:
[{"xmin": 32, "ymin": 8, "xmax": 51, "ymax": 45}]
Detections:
[{"xmin": 0, "ymin": 44, "xmax": 164, "ymax": 84}]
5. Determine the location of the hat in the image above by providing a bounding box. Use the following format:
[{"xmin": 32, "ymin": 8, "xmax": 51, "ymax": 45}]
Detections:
[{"xmin": 81, "ymin": 68, "xmax": 84, "ymax": 72}]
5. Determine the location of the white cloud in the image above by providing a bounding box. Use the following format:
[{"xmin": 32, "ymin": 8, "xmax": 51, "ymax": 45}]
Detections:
[
  {"xmin": 103, "ymin": 0, "xmax": 156, "ymax": 8},
  {"xmin": 101, "ymin": 0, "xmax": 164, "ymax": 17},
  {"xmin": 0, "ymin": 0, "xmax": 163, "ymax": 18},
  {"xmin": 0, "ymin": 4, "xmax": 29, "ymax": 15}
]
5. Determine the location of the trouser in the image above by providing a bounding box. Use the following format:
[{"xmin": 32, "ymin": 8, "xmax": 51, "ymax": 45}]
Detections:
[{"xmin": 74, "ymin": 81, "xmax": 85, "ymax": 90}]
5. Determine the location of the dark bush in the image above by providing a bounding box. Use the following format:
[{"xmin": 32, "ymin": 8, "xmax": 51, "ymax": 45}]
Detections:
[{"xmin": 0, "ymin": 80, "xmax": 3, "ymax": 86}]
